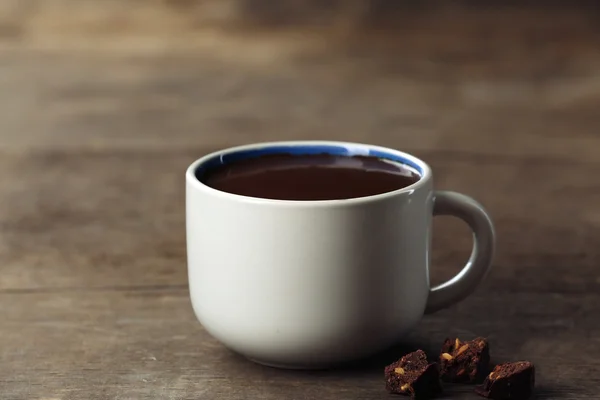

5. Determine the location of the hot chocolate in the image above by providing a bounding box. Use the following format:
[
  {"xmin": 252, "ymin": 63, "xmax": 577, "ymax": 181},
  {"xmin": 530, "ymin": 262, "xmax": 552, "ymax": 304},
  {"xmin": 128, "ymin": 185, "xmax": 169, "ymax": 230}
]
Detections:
[{"xmin": 198, "ymin": 153, "xmax": 420, "ymax": 201}]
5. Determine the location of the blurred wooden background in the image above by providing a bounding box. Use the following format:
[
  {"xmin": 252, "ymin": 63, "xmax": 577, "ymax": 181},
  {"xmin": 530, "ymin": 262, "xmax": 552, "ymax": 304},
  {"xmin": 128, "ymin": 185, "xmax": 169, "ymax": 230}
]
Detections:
[{"xmin": 1, "ymin": 1, "xmax": 599, "ymax": 398}]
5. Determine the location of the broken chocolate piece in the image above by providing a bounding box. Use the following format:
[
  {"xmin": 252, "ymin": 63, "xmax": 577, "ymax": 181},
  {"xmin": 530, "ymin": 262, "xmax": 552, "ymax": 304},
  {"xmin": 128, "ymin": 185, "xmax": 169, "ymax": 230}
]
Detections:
[
  {"xmin": 439, "ymin": 337, "xmax": 490, "ymax": 383},
  {"xmin": 385, "ymin": 350, "xmax": 443, "ymax": 399},
  {"xmin": 475, "ymin": 361, "xmax": 535, "ymax": 400}
]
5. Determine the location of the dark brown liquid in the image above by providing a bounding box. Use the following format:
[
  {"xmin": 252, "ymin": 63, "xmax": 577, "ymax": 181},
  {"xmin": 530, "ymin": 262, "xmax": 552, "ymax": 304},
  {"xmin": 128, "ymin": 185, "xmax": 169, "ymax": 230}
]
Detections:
[{"xmin": 200, "ymin": 153, "xmax": 420, "ymax": 201}]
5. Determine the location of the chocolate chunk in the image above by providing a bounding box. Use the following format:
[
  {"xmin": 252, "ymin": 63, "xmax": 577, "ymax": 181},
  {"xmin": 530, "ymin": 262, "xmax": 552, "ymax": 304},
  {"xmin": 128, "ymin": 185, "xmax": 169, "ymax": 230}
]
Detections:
[
  {"xmin": 385, "ymin": 350, "xmax": 443, "ymax": 399},
  {"xmin": 439, "ymin": 337, "xmax": 490, "ymax": 383},
  {"xmin": 475, "ymin": 361, "xmax": 535, "ymax": 400}
]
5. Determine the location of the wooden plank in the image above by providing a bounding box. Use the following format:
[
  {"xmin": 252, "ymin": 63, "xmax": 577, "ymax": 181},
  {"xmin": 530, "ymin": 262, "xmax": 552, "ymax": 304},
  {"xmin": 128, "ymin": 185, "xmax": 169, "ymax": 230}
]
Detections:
[
  {"xmin": 1, "ymin": 0, "xmax": 600, "ymax": 45},
  {"xmin": 0, "ymin": 290, "xmax": 596, "ymax": 399},
  {"xmin": 1, "ymin": 52, "xmax": 599, "ymax": 165}
]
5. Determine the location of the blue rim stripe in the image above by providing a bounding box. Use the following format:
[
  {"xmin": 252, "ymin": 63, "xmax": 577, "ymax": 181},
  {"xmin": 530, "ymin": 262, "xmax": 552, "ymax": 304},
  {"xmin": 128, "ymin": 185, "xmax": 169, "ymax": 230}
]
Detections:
[{"xmin": 195, "ymin": 145, "xmax": 423, "ymax": 180}]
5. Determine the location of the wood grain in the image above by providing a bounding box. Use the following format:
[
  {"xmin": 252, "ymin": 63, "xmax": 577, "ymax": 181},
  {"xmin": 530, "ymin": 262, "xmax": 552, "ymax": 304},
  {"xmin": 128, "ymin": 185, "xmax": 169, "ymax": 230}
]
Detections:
[
  {"xmin": 1, "ymin": 290, "xmax": 597, "ymax": 399},
  {"xmin": 0, "ymin": 1, "xmax": 599, "ymax": 399}
]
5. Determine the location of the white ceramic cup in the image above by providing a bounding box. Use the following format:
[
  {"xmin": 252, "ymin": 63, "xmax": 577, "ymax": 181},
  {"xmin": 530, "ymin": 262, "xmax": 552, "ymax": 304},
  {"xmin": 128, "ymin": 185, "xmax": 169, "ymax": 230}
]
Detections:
[{"xmin": 186, "ymin": 141, "xmax": 495, "ymax": 369}]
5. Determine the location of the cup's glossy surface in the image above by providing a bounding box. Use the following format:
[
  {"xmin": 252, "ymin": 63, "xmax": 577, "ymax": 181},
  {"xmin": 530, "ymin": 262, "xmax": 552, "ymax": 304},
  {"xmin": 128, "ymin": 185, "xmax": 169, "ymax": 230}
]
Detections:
[{"xmin": 186, "ymin": 141, "xmax": 495, "ymax": 369}]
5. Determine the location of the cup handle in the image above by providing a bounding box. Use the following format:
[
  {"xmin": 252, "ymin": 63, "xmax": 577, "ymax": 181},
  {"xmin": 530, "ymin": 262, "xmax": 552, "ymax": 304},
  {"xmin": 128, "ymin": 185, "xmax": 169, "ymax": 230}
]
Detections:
[{"xmin": 425, "ymin": 191, "xmax": 496, "ymax": 314}]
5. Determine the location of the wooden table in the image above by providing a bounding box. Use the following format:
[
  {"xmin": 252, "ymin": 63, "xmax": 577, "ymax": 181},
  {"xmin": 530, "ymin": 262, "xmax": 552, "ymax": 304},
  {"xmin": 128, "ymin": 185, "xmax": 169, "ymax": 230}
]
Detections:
[{"xmin": 1, "ymin": 2, "xmax": 599, "ymax": 398}]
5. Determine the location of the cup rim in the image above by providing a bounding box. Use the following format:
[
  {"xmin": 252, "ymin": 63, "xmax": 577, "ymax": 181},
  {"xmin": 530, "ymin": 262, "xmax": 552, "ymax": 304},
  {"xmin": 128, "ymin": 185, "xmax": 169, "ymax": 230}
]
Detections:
[{"xmin": 186, "ymin": 140, "xmax": 432, "ymax": 207}]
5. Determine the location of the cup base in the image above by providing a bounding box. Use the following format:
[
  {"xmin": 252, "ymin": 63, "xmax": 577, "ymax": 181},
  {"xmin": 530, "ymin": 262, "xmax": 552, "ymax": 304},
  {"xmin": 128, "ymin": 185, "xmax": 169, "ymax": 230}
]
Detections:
[{"xmin": 247, "ymin": 357, "xmax": 334, "ymax": 370}]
